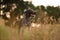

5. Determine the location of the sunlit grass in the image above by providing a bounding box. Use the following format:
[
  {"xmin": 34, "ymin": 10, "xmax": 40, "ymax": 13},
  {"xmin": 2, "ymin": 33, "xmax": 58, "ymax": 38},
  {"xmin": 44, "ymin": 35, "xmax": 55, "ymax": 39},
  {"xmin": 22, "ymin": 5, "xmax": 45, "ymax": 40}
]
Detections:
[
  {"xmin": 0, "ymin": 25, "xmax": 9, "ymax": 40},
  {"xmin": 0, "ymin": 18, "xmax": 60, "ymax": 40}
]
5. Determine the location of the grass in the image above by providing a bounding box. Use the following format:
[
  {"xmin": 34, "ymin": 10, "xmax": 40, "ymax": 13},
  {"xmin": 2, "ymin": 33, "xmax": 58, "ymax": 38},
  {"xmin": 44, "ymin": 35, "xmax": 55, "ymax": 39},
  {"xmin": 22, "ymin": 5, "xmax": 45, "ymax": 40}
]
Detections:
[
  {"xmin": 0, "ymin": 25, "xmax": 10, "ymax": 40},
  {"xmin": 0, "ymin": 20, "xmax": 60, "ymax": 40}
]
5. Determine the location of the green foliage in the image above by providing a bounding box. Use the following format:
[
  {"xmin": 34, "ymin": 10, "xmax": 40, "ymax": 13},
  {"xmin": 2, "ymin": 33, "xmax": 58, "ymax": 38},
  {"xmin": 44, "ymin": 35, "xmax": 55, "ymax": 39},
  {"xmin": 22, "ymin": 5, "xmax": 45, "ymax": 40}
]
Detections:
[
  {"xmin": 40, "ymin": 5, "xmax": 46, "ymax": 11},
  {"xmin": 47, "ymin": 6, "xmax": 60, "ymax": 18}
]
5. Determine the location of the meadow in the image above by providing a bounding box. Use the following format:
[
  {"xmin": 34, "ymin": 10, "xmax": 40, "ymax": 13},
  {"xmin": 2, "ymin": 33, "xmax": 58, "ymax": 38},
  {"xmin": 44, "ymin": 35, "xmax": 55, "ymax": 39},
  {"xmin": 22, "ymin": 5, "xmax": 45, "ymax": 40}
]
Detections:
[{"xmin": 0, "ymin": 18, "xmax": 60, "ymax": 40}]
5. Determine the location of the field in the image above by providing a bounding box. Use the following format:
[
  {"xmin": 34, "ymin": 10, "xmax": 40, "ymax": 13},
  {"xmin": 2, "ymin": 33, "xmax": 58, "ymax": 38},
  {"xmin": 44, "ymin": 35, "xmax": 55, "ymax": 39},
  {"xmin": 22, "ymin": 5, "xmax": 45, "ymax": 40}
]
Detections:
[{"xmin": 0, "ymin": 18, "xmax": 60, "ymax": 40}]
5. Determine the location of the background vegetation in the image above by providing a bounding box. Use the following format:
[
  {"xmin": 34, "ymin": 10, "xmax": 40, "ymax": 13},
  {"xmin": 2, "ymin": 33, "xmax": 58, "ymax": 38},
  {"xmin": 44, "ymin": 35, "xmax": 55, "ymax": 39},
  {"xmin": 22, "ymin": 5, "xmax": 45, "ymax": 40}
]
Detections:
[{"xmin": 0, "ymin": 0, "xmax": 60, "ymax": 40}]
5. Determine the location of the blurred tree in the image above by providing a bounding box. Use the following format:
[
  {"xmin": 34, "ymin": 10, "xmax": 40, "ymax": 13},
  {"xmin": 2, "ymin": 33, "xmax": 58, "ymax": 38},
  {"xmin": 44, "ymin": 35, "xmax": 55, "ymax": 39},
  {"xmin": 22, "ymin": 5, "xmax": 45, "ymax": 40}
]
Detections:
[
  {"xmin": 1, "ymin": 0, "xmax": 35, "ymax": 14},
  {"xmin": 40, "ymin": 5, "xmax": 46, "ymax": 11},
  {"xmin": 46, "ymin": 6, "xmax": 60, "ymax": 21}
]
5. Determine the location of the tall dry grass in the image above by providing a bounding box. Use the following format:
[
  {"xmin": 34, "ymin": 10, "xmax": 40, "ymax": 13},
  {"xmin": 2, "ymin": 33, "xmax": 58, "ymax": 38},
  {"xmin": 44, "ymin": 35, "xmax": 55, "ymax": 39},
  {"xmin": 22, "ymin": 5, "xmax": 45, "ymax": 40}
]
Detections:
[{"xmin": 0, "ymin": 18, "xmax": 60, "ymax": 40}]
